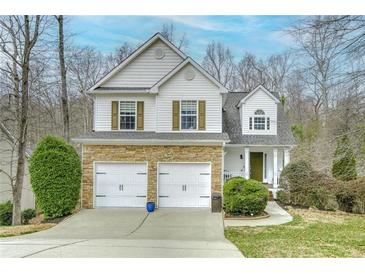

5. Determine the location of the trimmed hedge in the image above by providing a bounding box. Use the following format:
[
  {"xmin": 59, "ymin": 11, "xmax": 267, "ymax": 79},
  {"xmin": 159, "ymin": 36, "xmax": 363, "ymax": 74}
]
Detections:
[
  {"xmin": 29, "ymin": 135, "xmax": 81, "ymax": 218},
  {"xmin": 224, "ymin": 177, "xmax": 269, "ymax": 216}
]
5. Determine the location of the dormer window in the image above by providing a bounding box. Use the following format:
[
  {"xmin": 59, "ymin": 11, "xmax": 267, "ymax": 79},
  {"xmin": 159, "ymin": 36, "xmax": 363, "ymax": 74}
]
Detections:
[
  {"xmin": 254, "ymin": 109, "xmax": 265, "ymax": 115},
  {"xmin": 250, "ymin": 109, "xmax": 270, "ymax": 131}
]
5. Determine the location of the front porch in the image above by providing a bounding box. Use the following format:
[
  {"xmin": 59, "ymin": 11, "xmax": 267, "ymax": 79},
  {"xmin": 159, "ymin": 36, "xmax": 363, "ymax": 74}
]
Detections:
[{"xmin": 223, "ymin": 145, "xmax": 291, "ymax": 191}]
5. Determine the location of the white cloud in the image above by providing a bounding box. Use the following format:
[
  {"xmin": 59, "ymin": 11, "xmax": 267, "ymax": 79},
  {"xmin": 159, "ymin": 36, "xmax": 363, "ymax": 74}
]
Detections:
[
  {"xmin": 267, "ymin": 30, "xmax": 295, "ymax": 47},
  {"xmin": 159, "ymin": 16, "xmax": 250, "ymax": 33}
]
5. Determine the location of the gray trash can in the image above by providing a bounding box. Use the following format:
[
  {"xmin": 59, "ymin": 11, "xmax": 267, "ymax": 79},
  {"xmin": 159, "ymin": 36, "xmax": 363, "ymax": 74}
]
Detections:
[{"xmin": 211, "ymin": 192, "xmax": 222, "ymax": 213}]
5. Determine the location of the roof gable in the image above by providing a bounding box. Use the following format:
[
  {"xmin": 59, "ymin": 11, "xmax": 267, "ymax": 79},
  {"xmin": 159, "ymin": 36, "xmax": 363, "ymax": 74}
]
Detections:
[
  {"xmin": 237, "ymin": 85, "xmax": 279, "ymax": 106},
  {"xmin": 150, "ymin": 57, "xmax": 228, "ymax": 93},
  {"xmin": 88, "ymin": 33, "xmax": 186, "ymax": 92}
]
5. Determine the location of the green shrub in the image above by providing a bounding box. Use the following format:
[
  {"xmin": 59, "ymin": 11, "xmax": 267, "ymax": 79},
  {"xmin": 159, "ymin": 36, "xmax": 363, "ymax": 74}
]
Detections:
[
  {"xmin": 224, "ymin": 177, "xmax": 269, "ymax": 216},
  {"xmin": 280, "ymin": 161, "xmax": 339, "ymax": 210},
  {"xmin": 30, "ymin": 135, "xmax": 81, "ymax": 218},
  {"xmin": 0, "ymin": 201, "xmax": 13, "ymax": 226},
  {"xmin": 336, "ymin": 178, "xmax": 365, "ymax": 214},
  {"xmin": 276, "ymin": 190, "xmax": 290, "ymax": 205},
  {"xmin": 332, "ymin": 136, "xmax": 357, "ymax": 181},
  {"xmin": 21, "ymin": 208, "xmax": 36, "ymax": 224}
]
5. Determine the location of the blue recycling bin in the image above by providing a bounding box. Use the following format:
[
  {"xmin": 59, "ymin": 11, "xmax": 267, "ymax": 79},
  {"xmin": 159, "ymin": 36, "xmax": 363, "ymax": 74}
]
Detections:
[{"xmin": 146, "ymin": 202, "xmax": 155, "ymax": 212}]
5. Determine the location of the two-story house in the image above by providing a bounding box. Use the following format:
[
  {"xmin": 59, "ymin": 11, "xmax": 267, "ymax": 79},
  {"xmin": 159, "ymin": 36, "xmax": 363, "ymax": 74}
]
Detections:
[{"xmin": 73, "ymin": 33, "xmax": 295, "ymax": 209}]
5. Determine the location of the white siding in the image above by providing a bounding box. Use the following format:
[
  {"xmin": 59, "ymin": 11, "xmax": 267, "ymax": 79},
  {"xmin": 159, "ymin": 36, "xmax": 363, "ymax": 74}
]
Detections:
[
  {"xmin": 224, "ymin": 147, "xmax": 244, "ymax": 174},
  {"xmin": 94, "ymin": 94, "xmax": 156, "ymax": 131},
  {"xmin": 101, "ymin": 40, "xmax": 183, "ymax": 88},
  {"xmin": 241, "ymin": 88, "xmax": 277, "ymax": 135},
  {"xmin": 156, "ymin": 64, "xmax": 222, "ymax": 132},
  {"xmin": 224, "ymin": 146, "xmax": 285, "ymax": 184}
]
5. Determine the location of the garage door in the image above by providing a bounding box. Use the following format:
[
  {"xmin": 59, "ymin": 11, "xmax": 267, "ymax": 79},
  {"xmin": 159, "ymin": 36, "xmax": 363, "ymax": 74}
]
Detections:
[
  {"xmin": 158, "ymin": 163, "xmax": 211, "ymax": 208},
  {"xmin": 95, "ymin": 163, "xmax": 147, "ymax": 207}
]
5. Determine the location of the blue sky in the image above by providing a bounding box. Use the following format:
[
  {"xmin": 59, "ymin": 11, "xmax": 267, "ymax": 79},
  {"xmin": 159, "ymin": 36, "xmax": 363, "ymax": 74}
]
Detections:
[{"xmin": 67, "ymin": 16, "xmax": 299, "ymax": 61}]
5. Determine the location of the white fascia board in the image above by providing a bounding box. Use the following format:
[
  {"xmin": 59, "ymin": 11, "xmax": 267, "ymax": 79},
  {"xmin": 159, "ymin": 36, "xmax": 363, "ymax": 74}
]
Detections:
[
  {"xmin": 237, "ymin": 85, "xmax": 280, "ymax": 106},
  {"xmin": 225, "ymin": 144, "xmax": 296, "ymax": 148},
  {"xmin": 151, "ymin": 57, "xmax": 228, "ymax": 94},
  {"xmin": 88, "ymin": 89, "xmax": 152, "ymax": 95},
  {"xmin": 87, "ymin": 33, "xmax": 187, "ymax": 93},
  {"xmin": 71, "ymin": 138, "xmax": 226, "ymax": 146}
]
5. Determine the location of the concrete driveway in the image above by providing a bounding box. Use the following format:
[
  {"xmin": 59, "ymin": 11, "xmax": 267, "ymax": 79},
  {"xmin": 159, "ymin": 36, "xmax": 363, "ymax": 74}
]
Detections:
[{"xmin": 0, "ymin": 208, "xmax": 242, "ymax": 258}]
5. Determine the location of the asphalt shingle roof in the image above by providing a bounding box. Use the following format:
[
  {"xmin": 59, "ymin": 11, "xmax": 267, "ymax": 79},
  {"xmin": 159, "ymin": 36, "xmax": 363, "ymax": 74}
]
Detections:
[{"xmin": 222, "ymin": 92, "xmax": 296, "ymax": 146}]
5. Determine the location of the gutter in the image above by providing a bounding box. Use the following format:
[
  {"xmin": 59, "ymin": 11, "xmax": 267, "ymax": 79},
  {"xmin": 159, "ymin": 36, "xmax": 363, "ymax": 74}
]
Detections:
[{"xmin": 71, "ymin": 138, "xmax": 229, "ymax": 146}]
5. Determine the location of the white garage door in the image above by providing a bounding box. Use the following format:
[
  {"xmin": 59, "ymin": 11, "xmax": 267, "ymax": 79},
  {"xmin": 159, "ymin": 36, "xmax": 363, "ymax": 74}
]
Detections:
[
  {"xmin": 158, "ymin": 163, "xmax": 211, "ymax": 208},
  {"xmin": 95, "ymin": 163, "xmax": 147, "ymax": 207}
]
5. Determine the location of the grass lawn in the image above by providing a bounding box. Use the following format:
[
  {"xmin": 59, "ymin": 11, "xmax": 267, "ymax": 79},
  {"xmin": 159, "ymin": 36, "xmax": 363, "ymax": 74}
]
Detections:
[
  {"xmin": 225, "ymin": 208, "xmax": 365, "ymax": 258},
  {"xmin": 0, "ymin": 224, "xmax": 55, "ymax": 238}
]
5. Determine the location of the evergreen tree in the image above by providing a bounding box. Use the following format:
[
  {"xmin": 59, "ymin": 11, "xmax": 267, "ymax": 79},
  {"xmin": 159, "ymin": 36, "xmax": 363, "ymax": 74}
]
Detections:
[{"xmin": 332, "ymin": 136, "xmax": 357, "ymax": 181}]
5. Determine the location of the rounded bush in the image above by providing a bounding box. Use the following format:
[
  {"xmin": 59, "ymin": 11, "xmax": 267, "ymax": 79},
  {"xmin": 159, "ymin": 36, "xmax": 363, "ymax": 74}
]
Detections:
[
  {"xmin": 223, "ymin": 177, "xmax": 269, "ymax": 216},
  {"xmin": 29, "ymin": 135, "xmax": 81, "ymax": 218},
  {"xmin": 280, "ymin": 161, "xmax": 339, "ymax": 210},
  {"xmin": 22, "ymin": 208, "xmax": 36, "ymax": 224},
  {"xmin": 0, "ymin": 201, "xmax": 13, "ymax": 226},
  {"xmin": 336, "ymin": 178, "xmax": 365, "ymax": 214}
]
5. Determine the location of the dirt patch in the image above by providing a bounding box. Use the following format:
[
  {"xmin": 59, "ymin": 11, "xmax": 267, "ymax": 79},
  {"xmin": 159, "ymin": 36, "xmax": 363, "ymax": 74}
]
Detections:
[
  {"xmin": 287, "ymin": 207, "xmax": 364, "ymax": 224},
  {"xmin": 0, "ymin": 223, "xmax": 55, "ymax": 237},
  {"xmin": 29, "ymin": 213, "xmax": 71, "ymax": 225}
]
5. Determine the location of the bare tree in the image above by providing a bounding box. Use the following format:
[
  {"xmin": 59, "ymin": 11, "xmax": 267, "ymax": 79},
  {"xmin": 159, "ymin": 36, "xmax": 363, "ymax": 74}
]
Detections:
[
  {"xmin": 160, "ymin": 22, "xmax": 189, "ymax": 51},
  {"xmin": 56, "ymin": 15, "xmax": 70, "ymax": 141},
  {"xmin": 68, "ymin": 46, "xmax": 107, "ymax": 132},
  {"xmin": 104, "ymin": 42, "xmax": 135, "ymax": 71},
  {"xmin": 288, "ymin": 16, "xmax": 349, "ymax": 120},
  {"xmin": 202, "ymin": 41, "xmax": 235, "ymax": 89},
  {"xmin": 0, "ymin": 15, "xmax": 44, "ymax": 225}
]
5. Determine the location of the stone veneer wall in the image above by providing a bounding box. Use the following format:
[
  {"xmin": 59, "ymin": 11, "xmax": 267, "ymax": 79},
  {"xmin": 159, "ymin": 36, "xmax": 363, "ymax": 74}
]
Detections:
[{"xmin": 82, "ymin": 145, "xmax": 223, "ymax": 208}]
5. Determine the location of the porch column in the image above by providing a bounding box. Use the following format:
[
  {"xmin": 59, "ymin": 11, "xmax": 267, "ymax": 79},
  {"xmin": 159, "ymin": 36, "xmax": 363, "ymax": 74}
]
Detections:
[
  {"xmin": 284, "ymin": 148, "xmax": 290, "ymax": 167},
  {"xmin": 273, "ymin": 148, "xmax": 278, "ymax": 189},
  {"xmin": 244, "ymin": 147, "xmax": 250, "ymax": 179}
]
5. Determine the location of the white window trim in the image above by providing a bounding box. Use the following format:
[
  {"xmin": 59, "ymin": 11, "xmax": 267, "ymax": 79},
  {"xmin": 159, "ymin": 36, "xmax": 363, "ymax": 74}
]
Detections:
[
  {"xmin": 264, "ymin": 153, "xmax": 267, "ymax": 182},
  {"xmin": 249, "ymin": 109, "xmax": 270, "ymax": 132},
  {"xmin": 180, "ymin": 100, "xmax": 198, "ymax": 131},
  {"xmin": 119, "ymin": 101, "xmax": 137, "ymax": 131},
  {"xmin": 253, "ymin": 116, "xmax": 266, "ymax": 130}
]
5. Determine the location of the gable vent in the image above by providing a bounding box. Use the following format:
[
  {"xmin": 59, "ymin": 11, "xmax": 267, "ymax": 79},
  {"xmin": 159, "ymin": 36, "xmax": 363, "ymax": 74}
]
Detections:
[
  {"xmin": 154, "ymin": 47, "xmax": 165, "ymax": 59},
  {"xmin": 184, "ymin": 68, "xmax": 195, "ymax": 81}
]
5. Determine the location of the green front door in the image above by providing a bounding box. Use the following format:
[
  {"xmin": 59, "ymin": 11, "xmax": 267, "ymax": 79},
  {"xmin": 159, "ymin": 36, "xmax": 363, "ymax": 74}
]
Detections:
[{"xmin": 250, "ymin": 152, "xmax": 263, "ymax": 182}]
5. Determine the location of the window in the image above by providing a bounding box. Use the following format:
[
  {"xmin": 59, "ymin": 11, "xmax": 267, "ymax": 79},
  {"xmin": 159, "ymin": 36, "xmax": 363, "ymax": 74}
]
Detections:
[
  {"xmin": 255, "ymin": 109, "xmax": 265, "ymax": 115},
  {"xmin": 254, "ymin": 117, "xmax": 265, "ymax": 130},
  {"xmin": 120, "ymin": 101, "xmax": 136, "ymax": 130},
  {"xmin": 249, "ymin": 109, "xmax": 268, "ymax": 131},
  {"xmin": 181, "ymin": 100, "xmax": 197, "ymax": 130}
]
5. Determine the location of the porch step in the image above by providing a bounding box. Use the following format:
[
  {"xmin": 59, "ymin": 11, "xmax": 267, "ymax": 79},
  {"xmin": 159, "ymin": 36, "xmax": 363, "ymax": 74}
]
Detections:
[{"xmin": 269, "ymin": 191, "xmax": 274, "ymax": 201}]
